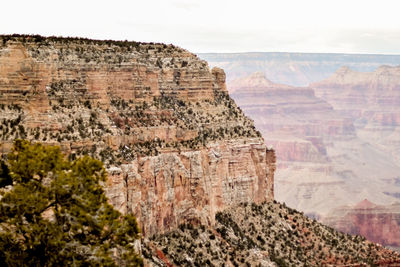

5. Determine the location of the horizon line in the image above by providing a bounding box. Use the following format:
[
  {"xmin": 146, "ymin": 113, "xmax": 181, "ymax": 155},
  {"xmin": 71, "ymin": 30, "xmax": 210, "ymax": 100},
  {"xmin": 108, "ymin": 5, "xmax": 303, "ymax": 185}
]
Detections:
[{"xmin": 197, "ymin": 51, "xmax": 400, "ymax": 56}]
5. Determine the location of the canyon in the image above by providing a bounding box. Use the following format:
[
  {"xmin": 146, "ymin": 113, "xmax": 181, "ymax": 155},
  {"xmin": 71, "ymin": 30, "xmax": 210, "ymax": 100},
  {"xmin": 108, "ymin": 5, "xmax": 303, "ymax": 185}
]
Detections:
[
  {"xmin": 200, "ymin": 52, "xmax": 400, "ymax": 86},
  {"xmin": 311, "ymin": 65, "xmax": 400, "ymax": 164},
  {"xmin": 224, "ymin": 67, "xmax": 400, "ymax": 248},
  {"xmin": 0, "ymin": 35, "xmax": 399, "ymax": 265}
]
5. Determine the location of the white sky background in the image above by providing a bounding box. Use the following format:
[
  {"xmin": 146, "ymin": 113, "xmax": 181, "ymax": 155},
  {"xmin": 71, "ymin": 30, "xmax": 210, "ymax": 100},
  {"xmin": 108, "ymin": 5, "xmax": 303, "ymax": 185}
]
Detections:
[{"xmin": 2, "ymin": 0, "xmax": 400, "ymax": 54}]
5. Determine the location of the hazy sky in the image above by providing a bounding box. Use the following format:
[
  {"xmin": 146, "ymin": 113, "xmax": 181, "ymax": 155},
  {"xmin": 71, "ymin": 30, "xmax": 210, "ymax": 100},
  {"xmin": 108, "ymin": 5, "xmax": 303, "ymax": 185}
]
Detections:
[{"xmin": 2, "ymin": 0, "xmax": 400, "ymax": 54}]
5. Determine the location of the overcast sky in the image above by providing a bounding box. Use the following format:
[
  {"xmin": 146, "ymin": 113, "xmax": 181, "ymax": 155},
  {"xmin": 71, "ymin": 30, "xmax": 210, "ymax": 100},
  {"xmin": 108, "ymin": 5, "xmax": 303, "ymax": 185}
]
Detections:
[{"xmin": 2, "ymin": 0, "xmax": 400, "ymax": 54}]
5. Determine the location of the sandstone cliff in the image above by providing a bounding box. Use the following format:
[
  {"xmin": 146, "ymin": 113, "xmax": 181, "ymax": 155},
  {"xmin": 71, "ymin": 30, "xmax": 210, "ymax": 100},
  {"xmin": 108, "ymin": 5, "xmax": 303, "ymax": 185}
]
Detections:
[
  {"xmin": 0, "ymin": 35, "xmax": 275, "ymax": 236},
  {"xmin": 322, "ymin": 199, "xmax": 400, "ymax": 249}
]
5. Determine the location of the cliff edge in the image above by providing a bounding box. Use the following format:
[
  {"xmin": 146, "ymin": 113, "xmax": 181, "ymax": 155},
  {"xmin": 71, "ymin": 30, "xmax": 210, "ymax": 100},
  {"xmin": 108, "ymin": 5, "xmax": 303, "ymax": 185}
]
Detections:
[{"xmin": 0, "ymin": 35, "xmax": 275, "ymax": 236}]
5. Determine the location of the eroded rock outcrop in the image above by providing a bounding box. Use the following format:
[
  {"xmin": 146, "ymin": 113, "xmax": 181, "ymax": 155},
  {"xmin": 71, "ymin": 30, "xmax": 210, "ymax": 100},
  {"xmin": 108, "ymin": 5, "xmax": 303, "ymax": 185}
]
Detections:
[
  {"xmin": 0, "ymin": 35, "xmax": 275, "ymax": 236},
  {"xmin": 228, "ymin": 72, "xmax": 358, "ymax": 215},
  {"xmin": 106, "ymin": 140, "xmax": 275, "ymax": 236},
  {"xmin": 322, "ymin": 199, "xmax": 400, "ymax": 249}
]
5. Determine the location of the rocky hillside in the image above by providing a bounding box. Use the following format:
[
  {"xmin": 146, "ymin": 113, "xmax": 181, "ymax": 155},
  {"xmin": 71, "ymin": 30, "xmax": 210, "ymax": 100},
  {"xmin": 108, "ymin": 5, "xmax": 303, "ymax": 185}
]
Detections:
[
  {"xmin": 0, "ymin": 34, "xmax": 275, "ymax": 236},
  {"xmin": 143, "ymin": 201, "xmax": 400, "ymax": 266}
]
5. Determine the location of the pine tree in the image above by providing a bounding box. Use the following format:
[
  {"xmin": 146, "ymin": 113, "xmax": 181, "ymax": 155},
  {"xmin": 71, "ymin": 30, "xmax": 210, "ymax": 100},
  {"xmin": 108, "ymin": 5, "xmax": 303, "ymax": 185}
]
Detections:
[{"xmin": 0, "ymin": 140, "xmax": 142, "ymax": 266}]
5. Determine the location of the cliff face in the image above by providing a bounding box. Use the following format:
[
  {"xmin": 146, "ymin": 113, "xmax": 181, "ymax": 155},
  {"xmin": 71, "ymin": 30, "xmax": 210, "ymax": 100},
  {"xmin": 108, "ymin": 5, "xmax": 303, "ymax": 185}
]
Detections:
[
  {"xmin": 0, "ymin": 35, "xmax": 275, "ymax": 236},
  {"xmin": 322, "ymin": 199, "xmax": 400, "ymax": 249},
  {"xmin": 106, "ymin": 141, "xmax": 275, "ymax": 236}
]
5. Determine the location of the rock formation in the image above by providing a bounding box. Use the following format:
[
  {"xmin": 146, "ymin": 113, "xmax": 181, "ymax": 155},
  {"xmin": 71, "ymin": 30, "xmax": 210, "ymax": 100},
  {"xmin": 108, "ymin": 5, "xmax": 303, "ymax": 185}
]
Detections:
[
  {"xmin": 107, "ymin": 140, "xmax": 275, "ymax": 236},
  {"xmin": 0, "ymin": 35, "xmax": 275, "ymax": 236},
  {"xmin": 144, "ymin": 201, "xmax": 400, "ymax": 266},
  {"xmin": 311, "ymin": 65, "xmax": 400, "ymax": 162},
  {"xmin": 228, "ymin": 72, "xmax": 354, "ymax": 215},
  {"xmin": 322, "ymin": 199, "xmax": 400, "ymax": 249},
  {"xmin": 226, "ymin": 70, "xmax": 400, "ymax": 250}
]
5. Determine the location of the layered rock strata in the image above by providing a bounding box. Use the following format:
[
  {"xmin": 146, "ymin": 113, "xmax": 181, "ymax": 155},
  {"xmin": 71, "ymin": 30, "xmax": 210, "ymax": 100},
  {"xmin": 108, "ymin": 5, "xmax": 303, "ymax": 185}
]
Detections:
[
  {"xmin": 311, "ymin": 66, "xmax": 400, "ymax": 162},
  {"xmin": 0, "ymin": 35, "xmax": 275, "ymax": 236},
  {"xmin": 226, "ymin": 69, "xmax": 400, "ymax": 248},
  {"xmin": 227, "ymin": 71, "xmax": 400, "ymax": 218},
  {"xmin": 107, "ymin": 140, "xmax": 275, "ymax": 236},
  {"xmin": 322, "ymin": 199, "xmax": 400, "ymax": 249},
  {"xmin": 228, "ymin": 72, "xmax": 354, "ymax": 215}
]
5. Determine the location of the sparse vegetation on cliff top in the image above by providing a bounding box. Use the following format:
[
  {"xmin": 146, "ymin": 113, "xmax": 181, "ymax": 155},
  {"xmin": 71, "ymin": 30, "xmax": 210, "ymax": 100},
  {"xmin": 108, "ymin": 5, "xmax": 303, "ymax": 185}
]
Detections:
[
  {"xmin": 0, "ymin": 34, "xmax": 262, "ymax": 166},
  {"xmin": 0, "ymin": 33, "xmax": 170, "ymax": 49}
]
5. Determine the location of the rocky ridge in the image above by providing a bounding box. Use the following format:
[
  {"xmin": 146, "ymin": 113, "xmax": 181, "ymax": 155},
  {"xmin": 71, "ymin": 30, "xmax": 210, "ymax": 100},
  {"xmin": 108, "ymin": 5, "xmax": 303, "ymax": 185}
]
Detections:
[
  {"xmin": 0, "ymin": 35, "xmax": 275, "ymax": 236},
  {"xmin": 143, "ymin": 201, "xmax": 400, "ymax": 266}
]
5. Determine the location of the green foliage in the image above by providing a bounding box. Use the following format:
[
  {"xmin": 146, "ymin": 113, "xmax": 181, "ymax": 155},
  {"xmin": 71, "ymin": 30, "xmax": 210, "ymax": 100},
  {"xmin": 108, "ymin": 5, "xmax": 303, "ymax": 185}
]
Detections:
[
  {"xmin": 0, "ymin": 161, "xmax": 11, "ymax": 187},
  {"xmin": 0, "ymin": 140, "xmax": 142, "ymax": 266}
]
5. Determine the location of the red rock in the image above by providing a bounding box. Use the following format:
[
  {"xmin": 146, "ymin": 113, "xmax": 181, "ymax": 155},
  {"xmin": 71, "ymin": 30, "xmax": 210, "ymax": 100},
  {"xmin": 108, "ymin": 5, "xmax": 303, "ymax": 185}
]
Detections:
[
  {"xmin": 226, "ymin": 70, "xmax": 400, "ymax": 234},
  {"xmin": 0, "ymin": 36, "xmax": 275, "ymax": 236},
  {"xmin": 322, "ymin": 200, "xmax": 400, "ymax": 248}
]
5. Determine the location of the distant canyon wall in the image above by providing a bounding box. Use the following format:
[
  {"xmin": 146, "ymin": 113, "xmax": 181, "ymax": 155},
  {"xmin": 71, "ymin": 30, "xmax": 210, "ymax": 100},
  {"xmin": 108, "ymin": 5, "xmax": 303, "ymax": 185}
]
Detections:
[
  {"xmin": 199, "ymin": 52, "xmax": 400, "ymax": 86},
  {"xmin": 224, "ymin": 66, "xmax": 400, "ymax": 248},
  {"xmin": 322, "ymin": 200, "xmax": 400, "ymax": 248}
]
